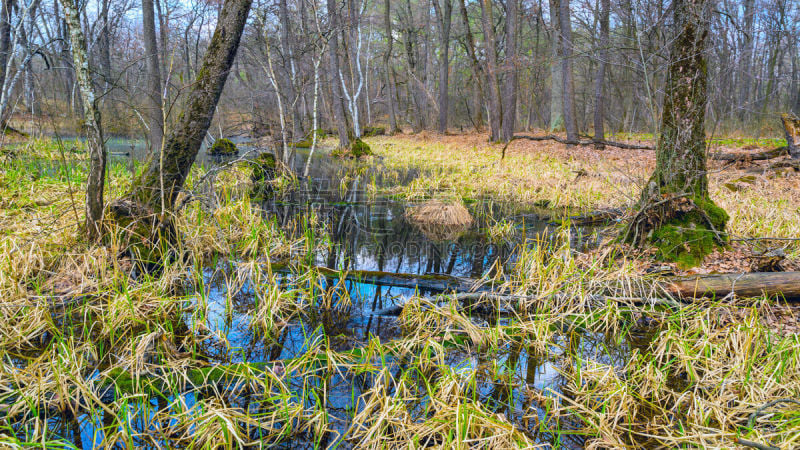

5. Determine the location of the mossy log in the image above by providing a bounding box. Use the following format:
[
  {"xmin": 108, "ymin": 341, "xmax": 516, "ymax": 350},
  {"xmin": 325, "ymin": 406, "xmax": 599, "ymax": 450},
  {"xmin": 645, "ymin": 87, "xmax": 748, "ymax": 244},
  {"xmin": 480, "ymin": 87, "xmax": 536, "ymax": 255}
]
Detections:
[
  {"xmin": 665, "ymin": 272, "xmax": 800, "ymax": 300},
  {"xmin": 362, "ymin": 126, "xmax": 387, "ymax": 137}
]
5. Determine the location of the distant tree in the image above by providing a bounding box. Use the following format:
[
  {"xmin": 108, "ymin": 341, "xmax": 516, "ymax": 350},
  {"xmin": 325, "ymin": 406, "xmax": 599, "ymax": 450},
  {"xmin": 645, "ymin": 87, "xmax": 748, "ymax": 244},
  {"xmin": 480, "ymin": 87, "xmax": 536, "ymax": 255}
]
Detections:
[
  {"xmin": 432, "ymin": 0, "xmax": 452, "ymax": 134},
  {"xmin": 479, "ymin": 0, "xmax": 501, "ymax": 141},
  {"xmin": 326, "ymin": 0, "xmax": 350, "ymax": 148},
  {"xmin": 558, "ymin": 0, "xmax": 577, "ymax": 142},
  {"xmin": 500, "ymin": 0, "xmax": 519, "ymax": 142},
  {"xmin": 382, "ymin": 0, "xmax": 399, "ymax": 133},
  {"xmin": 592, "ymin": 0, "xmax": 609, "ymax": 149},
  {"xmin": 142, "ymin": 0, "xmax": 164, "ymax": 154}
]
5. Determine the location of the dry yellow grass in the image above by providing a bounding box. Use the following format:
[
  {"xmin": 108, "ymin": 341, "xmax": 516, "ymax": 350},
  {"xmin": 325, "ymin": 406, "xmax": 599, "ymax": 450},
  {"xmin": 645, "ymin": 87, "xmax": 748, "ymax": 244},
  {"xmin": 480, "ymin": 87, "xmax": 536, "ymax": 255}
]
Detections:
[{"xmin": 367, "ymin": 131, "xmax": 800, "ymax": 256}]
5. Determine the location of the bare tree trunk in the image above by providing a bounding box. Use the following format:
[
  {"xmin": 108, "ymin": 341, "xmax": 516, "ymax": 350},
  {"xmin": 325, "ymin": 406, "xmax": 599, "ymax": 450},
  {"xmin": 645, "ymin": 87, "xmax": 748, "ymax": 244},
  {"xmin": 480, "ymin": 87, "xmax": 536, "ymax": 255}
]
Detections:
[
  {"xmin": 97, "ymin": 0, "xmax": 112, "ymax": 92},
  {"xmin": 129, "ymin": 0, "xmax": 253, "ymax": 213},
  {"xmin": 501, "ymin": 0, "xmax": 518, "ymax": 142},
  {"xmin": 155, "ymin": 0, "xmax": 168, "ymax": 81},
  {"xmin": 432, "ymin": 0, "xmax": 452, "ymax": 134},
  {"xmin": 142, "ymin": 0, "xmax": 164, "ymax": 154},
  {"xmin": 278, "ymin": 0, "xmax": 303, "ymax": 140},
  {"xmin": 383, "ymin": 0, "xmax": 398, "ymax": 133},
  {"xmin": 626, "ymin": 0, "xmax": 726, "ymax": 267},
  {"xmin": 548, "ymin": 0, "xmax": 563, "ymax": 132},
  {"xmin": 593, "ymin": 0, "xmax": 609, "ymax": 148},
  {"xmin": 327, "ymin": 0, "xmax": 350, "ymax": 148},
  {"xmin": 458, "ymin": 0, "xmax": 484, "ymax": 131},
  {"xmin": 60, "ymin": 0, "xmax": 106, "ymax": 241},
  {"xmin": 558, "ymin": 0, "xmax": 577, "ymax": 142},
  {"xmin": 479, "ymin": 0, "xmax": 501, "ymax": 141},
  {"xmin": 20, "ymin": 0, "xmax": 39, "ymax": 115}
]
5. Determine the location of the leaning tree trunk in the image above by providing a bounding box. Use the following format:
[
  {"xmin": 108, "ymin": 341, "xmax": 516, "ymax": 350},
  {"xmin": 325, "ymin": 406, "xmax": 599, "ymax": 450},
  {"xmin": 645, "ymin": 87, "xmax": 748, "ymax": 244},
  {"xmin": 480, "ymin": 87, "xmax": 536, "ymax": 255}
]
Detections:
[
  {"xmin": 60, "ymin": 0, "xmax": 106, "ymax": 241},
  {"xmin": 625, "ymin": 0, "xmax": 727, "ymax": 268},
  {"xmin": 128, "ymin": 0, "xmax": 253, "ymax": 213}
]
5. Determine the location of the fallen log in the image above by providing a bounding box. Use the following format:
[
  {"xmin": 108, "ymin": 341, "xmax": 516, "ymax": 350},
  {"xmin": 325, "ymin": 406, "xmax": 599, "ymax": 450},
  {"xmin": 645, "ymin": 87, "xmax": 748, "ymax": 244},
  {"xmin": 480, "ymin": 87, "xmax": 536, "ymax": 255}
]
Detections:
[
  {"xmin": 272, "ymin": 263, "xmax": 800, "ymax": 301},
  {"xmin": 548, "ymin": 208, "xmax": 624, "ymax": 226},
  {"xmin": 666, "ymin": 272, "xmax": 800, "ymax": 300},
  {"xmin": 712, "ymin": 114, "xmax": 799, "ymax": 162},
  {"xmin": 501, "ymin": 134, "xmax": 654, "ymax": 159},
  {"xmin": 270, "ymin": 262, "xmax": 483, "ymax": 293},
  {"xmin": 711, "ymin": 146, "xmax": 788, "ymax": 162}
]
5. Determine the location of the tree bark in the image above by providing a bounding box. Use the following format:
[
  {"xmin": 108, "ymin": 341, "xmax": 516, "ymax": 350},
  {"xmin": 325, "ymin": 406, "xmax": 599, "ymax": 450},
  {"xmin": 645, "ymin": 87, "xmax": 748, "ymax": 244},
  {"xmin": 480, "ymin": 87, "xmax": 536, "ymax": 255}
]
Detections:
[
  {"xmin": 592, "ymin": 0, "xmax": 609, "ymax": 148},
  {"xmin": 479, "ymin": 0, "xmax": 501, "ymax": 141},
  {"xmin": 60, "ymin": 0, "xmax": 106, "ymax": 241},
  {"xmin": 667, "ymin": 272, "xmax": 800, "ymax": 300},
  {"xmin": 432, "ymin": 0, "xmax": 452, "ymax": 134},
  {"xmin": 625, "ymin": 0, "xmax": 725, "ymax": 267},
  {"xmin": 142, "ymin": 0, "xmax": 164, "ymax": 154},
  {"xmin": 129, "ymin": 0, "xmax": 253, "ymax": 213},
  {"xmin": 326, "ymin": 0, "xmax": 350, "ymax": 148},
  {"xmin": 501, "ymin": 0, "xmax": 518, "ymax": 142}
]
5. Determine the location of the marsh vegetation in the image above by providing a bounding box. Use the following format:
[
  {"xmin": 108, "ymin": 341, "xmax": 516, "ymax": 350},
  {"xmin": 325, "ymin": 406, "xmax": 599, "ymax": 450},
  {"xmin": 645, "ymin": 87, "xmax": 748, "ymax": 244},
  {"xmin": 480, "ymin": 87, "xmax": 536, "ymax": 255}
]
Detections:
[{"xmin": 1, "ymin": 0, "xmax": 800, "ymax": 448}]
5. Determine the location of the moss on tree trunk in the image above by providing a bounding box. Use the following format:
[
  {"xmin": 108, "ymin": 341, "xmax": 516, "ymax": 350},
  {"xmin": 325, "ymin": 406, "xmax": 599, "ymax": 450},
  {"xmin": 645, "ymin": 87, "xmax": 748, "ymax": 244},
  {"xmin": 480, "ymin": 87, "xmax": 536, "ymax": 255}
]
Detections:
[
  {"xmin": 625, "ymin": 0, "xmax": 727, "ymax": 268},
  {"xmin": 128, "ymin": 0, "xmax": 253, "ymax": 213}
]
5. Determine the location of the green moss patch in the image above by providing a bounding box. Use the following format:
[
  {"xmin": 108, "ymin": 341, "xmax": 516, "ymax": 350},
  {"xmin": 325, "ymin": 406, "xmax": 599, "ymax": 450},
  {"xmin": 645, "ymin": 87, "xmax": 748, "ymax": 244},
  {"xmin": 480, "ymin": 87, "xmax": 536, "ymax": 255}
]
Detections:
[
  {"xmin": 250, "ymin": 152, "xmax": 277, "ymax": 198},
  {"xmin": 208, "ymin": 138, "xmax": 239, "ymax": 156},
  {"xmin": 363, "ymin": 126, "xmax": 386, "ymax": 137},
  {"xmin": 331, "ymin": 138, "xmax": 373, "ymax": 158},
  {"xmin": 650, "ymin": 196, "xmax": 729, "ymax": 268}
]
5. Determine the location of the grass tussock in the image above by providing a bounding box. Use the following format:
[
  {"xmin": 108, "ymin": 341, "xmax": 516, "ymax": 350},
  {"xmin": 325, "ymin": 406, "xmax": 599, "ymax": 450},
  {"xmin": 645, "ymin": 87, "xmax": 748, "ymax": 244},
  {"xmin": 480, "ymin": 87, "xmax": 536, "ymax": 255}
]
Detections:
[{"xmin": 404, "ymin": 199, "xmax": 474, "ymax": 241}]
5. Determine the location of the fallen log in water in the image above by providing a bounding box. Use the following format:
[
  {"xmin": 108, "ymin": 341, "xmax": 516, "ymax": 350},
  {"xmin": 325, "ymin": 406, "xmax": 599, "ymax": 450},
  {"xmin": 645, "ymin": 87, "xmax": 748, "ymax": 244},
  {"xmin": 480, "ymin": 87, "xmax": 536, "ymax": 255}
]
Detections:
[
  {"xmin": 270, "ymin": 262, "xmax": 484, "ymax": 293},
  {"xmin": 665, "ymin": 272, "xmax": 800, "ymax": 300},
  {"xmin": 272, "ymin": 263, "xmax": 800, "ymax": 301}
]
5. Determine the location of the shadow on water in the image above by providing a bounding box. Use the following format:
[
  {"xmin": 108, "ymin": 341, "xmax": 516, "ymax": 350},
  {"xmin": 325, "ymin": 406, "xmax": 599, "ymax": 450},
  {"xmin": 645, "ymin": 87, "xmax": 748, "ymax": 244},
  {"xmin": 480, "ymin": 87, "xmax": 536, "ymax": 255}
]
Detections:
[{"xmin": 33, "ymin": 138, "xmax": 640, "ymax": 448}]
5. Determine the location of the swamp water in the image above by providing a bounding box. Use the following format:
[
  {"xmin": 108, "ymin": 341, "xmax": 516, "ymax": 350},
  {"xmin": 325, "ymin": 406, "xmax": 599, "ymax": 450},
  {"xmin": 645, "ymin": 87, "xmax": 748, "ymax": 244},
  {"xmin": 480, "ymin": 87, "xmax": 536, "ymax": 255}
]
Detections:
[{"xmin": 30, "ymin": 140, "xmax": 651, "ymax": 448}]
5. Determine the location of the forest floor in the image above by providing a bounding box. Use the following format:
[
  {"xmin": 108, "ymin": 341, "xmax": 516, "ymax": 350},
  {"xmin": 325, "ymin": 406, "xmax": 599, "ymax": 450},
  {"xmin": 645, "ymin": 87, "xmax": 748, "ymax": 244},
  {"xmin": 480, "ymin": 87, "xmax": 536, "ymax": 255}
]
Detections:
[
  {"xmin": 0, "ymin": 135, "xmax": 798, "ymax": 448},
  {"xmin": 364, "ymin": 131, "xmax": 800, "ymax": 271}
]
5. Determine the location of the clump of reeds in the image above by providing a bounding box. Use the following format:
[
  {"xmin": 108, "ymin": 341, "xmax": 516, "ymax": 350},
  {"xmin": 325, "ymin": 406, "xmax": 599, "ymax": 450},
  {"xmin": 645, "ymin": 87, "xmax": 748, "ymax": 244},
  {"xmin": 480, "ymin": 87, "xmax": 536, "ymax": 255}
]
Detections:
[{"xmin": 404, "ymin": 199, "xmax": 474, "ymax": 241}]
